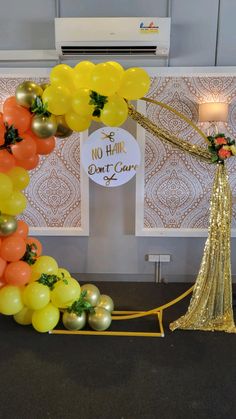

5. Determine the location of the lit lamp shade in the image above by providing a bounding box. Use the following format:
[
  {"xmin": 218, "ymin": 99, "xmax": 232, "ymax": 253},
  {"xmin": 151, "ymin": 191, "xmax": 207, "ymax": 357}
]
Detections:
[{"xmin": 198, "ymin": 102, "xmax": 228, "ymax": 122}]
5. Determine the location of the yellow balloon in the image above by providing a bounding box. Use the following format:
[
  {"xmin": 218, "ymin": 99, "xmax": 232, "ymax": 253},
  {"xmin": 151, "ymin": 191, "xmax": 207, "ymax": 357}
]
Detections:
[
  {"xmin": 23, "ymin": 282, "xmax": 50, "ymax": 310},
  {"xmin": 14, "ymin": 306, "xmax": 33, "ymax": 325},
  {"xmin": 0, "ymin": 190, "xmax": 27, "ymax": 216},
  {"xmin": 0, "ymin": 173, "xmax": 13, "ymax": 200},
  {"xmin": 7, "ymin": 166, "xmax": 30, "ymax": 191},
  {"xmin": 90, "ymin": 63, "xmax": 122, "ymax": 96},
  {"xmin": 100, "ymin": 94, "xmax": 128, "ymax": 126},
  {"xmin": 42, "ymin": 85, "xmax": 71, "ymax": 115},
  {"xmin": 65, "ymin": 111, "xmax": 91, "ymax": 132},
  {"xmin": 73, "ymin": 61, "xmax": 95, "ymax": 89},
  {"xmin": 50, "ymin": 277, "xmax": 81, "ymax": 308},
  {"xmin": 31, "ymin": 255, "xmax": 58, "ymax": 277},
  {"xmin": 0, "ymin": 285, "xmax": 23, "ymax": 315},
  {"xmin": 29, "ymin": 271, "xmax": 42, "ymax": 283},
  {"xmin": 57, "ymin": 268, "xmax": 71, "ymax": 280},
  {"xmin": 107, "ymin": 61, "xmax": 124, "ymax": 76},
  {"xmin": 32, "ymin": 303, "xmax": 60, "ymax": 333},
  {"xmin": 117, "ymin": 67, "xmax": 151, "ymax": 100},
  {"xmin": 72, "ymin": 89, "xmax": 94, "ymax": 116},
  {"xmin": 50, "ymin": 64, "xmax": 75, "ymax": 91}
]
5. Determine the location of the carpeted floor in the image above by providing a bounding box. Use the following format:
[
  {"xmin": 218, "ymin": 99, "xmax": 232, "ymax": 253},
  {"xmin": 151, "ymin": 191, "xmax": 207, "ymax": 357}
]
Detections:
[{"xmin": 0, "ymin": 282, "xmax": 235, "ymax": 419}]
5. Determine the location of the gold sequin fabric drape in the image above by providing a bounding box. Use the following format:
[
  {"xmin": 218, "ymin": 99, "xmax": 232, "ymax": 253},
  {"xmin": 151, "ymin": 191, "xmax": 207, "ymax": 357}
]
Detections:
[
  {"xmin": 128, "ymin": 102, "xmax": 236, "ymax": 333},
  {"xmin": 170, "ymin": 164, "xmax": 236, "ymax": 332}
]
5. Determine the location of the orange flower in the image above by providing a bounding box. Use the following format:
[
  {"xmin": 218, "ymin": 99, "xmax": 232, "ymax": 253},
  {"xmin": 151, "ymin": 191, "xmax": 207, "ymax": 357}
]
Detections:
[
  {"xmin": 214, "ymin": 137, "xmax": 227, "ymax": 145},
  {"xmin": 218, "ymin": 147, "xmax": 232, "ymax": 159}
]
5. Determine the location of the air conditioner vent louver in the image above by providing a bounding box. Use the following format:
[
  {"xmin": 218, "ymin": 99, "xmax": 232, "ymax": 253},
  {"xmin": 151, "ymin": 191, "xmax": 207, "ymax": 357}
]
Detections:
[{"xmin": 61, "ymin": 46, "xmax": 157, "ymax": 56}]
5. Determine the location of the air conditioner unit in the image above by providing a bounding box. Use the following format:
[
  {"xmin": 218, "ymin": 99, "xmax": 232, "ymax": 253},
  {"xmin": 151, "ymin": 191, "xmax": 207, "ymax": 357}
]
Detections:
[{"xmin": 55, "ymin": 17, "xmax": 171, "ymax": 57}]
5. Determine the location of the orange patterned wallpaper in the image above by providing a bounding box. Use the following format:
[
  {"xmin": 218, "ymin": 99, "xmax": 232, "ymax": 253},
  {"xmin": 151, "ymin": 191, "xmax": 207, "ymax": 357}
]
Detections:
[
  {"xmin": 137, "ymin": 75, "xmax": 236, "ymax": 235},
  {"xmin": 0, "ymin": 77, "xmax": 88, "ymax": 235}
]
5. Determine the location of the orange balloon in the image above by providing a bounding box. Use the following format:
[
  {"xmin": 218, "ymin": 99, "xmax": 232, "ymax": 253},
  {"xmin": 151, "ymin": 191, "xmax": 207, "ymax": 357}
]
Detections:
[
  {"xmin": 3, "ymin": 96, "xmax": 18, "ymax": 113},
  {"xmin": 0, "ymin": 150, "xmax": 16, "ymax": 172},
  {"xmin": 15, "ymin": 153, "xmax": 39, "ymax": 170},
  {"xmin": 26, "ymin": 237, "xmax": 42, "ymax": 257},
  {"xmin": 0, "ymin": 257, "xmax": 7, "ymax": 277},
  {"xmin": 3, "ymin": 105, "xmax": 31, "ymax": 134},
  {"xmin": 0, "ymin": 236, "xmax": 26, "ymax": 262},
  {"xmin": 35, "ymin": 136, "xmax": 56, "ymax": 155},
  {"xmin": 4, "ymin": 260, "xmax": 31, "ymax": 286},
  {"xmin": 11, "ymin": 133, "xmax": 37, "ymax": 160},
  {"xmin": 0, "ymin": 277, "xmax": 6, "ymax": 288},
  {"xmin": 11, "ymin": 220, "xmax": 29, "ymax": 239}
]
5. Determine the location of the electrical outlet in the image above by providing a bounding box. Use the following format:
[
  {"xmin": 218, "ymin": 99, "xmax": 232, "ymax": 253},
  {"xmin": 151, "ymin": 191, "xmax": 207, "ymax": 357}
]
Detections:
[
  {"xmin": 147, "ymin": 254, "xmax": 160, "ymax": 262},
  {"xmin": 146, "ymin": 254, "xmax": 171, "ymax": 263},
  {"xmin": 159, "ymin": 255, "xmax": 171, "ymax": 262}
]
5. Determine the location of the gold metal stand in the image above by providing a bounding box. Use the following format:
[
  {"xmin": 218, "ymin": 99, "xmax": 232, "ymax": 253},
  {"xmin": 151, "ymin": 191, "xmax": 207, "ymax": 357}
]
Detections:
[
  {"xmin": 50, "ymin": 286, "xmax": 193, "ymax": 338},
  {"xmin": 51, "ymin": 310, "xmax": 164, "ymax": 338}
]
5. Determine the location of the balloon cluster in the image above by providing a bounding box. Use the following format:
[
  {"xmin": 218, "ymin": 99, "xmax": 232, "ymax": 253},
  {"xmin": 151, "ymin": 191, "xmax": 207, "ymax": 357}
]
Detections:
[
  {"xmin": 0, "ymin": 246, "xmax": 114, "ymax": 333},
  {"xmin": 0, "ymin": 60, "xmax": 148, "ymax": 333},
  {"xmin": 62, "ymin": 283, "xmax": 114, "ymax": 332},
  {"xmin": 38, "ymin": 61, "xmax": 150, "ymax": 131}
]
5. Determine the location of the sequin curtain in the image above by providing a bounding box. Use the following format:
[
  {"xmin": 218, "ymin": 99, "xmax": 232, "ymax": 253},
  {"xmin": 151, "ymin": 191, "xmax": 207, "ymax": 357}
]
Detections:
[
  {"xmin": 170, "ymin": 164, "xmax": 236, "ymax": 332},
  {"xmin": 129, "ymin": 103, "xmax": 236, "ymax": 333}
]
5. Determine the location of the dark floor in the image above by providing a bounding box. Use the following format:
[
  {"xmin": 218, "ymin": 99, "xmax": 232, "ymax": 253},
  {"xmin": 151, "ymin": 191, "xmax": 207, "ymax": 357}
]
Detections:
[{"xmin": 0, "ymin": 282, "xmax": 236, "ymax": 419}]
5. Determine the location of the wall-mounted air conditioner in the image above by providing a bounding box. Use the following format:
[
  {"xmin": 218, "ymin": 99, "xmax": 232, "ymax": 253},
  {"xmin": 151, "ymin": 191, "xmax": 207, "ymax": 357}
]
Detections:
[{"xmin": 55, "ymin": 17, "xmax": 171, "ymax": 57}]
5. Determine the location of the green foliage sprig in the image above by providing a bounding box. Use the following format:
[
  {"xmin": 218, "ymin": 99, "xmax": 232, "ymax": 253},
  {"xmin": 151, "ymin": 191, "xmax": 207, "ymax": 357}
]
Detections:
[
  {"xmin": 37, "ymin": 273, "xmax": 59, "ymax": 290},
  {"xmin": 30, "ymin": 96, "xmax": 51, "ymax": 117},
  {"xmin": 67, "ymin": 291, "xmax": 94, "ymax": 316},
  {"xmin": 0, "ymin": 123, "xmax": 23, "ymax": 153},
  {"xmin": 89, "ymin": 91, "xmax": 108, "ymax": 117},
  {"xmin": 21, "ymin": 243, "xmax": 38, "ymax": 265}
]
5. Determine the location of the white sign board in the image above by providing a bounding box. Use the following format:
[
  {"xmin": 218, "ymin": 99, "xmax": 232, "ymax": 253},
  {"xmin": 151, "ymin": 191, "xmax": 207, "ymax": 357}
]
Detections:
[{"xmin": 81, "ymin": 127, "xmax": 141, "ymax": 187}]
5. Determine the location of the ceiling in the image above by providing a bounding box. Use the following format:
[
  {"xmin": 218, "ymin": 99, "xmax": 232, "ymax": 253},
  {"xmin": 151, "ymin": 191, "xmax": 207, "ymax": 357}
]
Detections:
[{"xmin": 0, "ymin": 0, "xmax": 235, "ymax": 67}]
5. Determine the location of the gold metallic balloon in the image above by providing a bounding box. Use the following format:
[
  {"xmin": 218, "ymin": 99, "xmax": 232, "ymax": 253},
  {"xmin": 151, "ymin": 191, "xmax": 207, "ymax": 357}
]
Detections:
[
  {"xmin": 31, "ymin": 114, "xmax": 57, "ymax": 138},
  {"xmin": 0, "ymin": 213, "xmax": 17, "ymax": 237},
  {"xmin": 88, "ymin": 307, "xmax": 112, "ymax": 331},
  {"xmin": 97, "ymin": 294, "xmax": 114, "ymax": 313},
  {"xmin": 15, "ymin": 81, "xmax": 43, "ymax": 108},
  {"xmin": 62, "ymin": 311, "xmax": 86, "ymax": 331},
  {"xmin": 81, "ymin": 284, "xmax": 100, "ymax": 307},
  {"xmin": 55, "ymin": 115, "xmax": 73, "ymax": 138}
]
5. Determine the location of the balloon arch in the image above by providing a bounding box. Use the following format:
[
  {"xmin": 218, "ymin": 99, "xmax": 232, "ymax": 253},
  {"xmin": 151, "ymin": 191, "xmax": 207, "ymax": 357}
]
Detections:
[
  {"xmin": 0, "ymin": 61, "xmax": 151, "ymax": 333},
  {"xmin": 0, "ymin": 61, "xmax": 235, "ymax": 335}
]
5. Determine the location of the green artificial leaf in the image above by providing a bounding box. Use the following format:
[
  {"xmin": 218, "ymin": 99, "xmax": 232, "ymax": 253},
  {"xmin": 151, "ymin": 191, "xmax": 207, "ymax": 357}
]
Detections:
[
  {"xmin": 67, "ymin": 291, "xmax": 94, "ymax": 316},
  {"xmin": 21, "ymin": 243, "xmax": 38, "ymax": 265},
  {"xmin": 37, "ymin": 273, "xmax": 59, "ymax": 290},
  {"xmin": 62, "ymin": 278, "xmax": 69, "ymax": 285},
  {"xmin": 211, "ymin": 154, "xmax": 220, "ymax": 163},
  {"xmin": 92, "ymin": 108, "xmax": 101, "ymax": 117},
  {"xmin": 227, "ymin": 138, "xmax": 235, "ymax": 145},
  {"xmin": 0, "ymin": 123, "xmax": 23, "ymax": 153},
  {"xmin": 90, "ymin": 90, "xmax": 108, "ymax": 117},
  {"xmin": 207, "ymin": 136, "xmax": 214, "ymax": 142},
  {"xmin": 30, "ymin": 96, "xmax": 51, "ymax": 117}
]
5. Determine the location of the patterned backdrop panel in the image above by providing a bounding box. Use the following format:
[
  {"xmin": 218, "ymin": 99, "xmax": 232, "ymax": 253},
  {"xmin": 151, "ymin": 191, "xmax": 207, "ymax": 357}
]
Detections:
[
  {"xmin": 0, "ymin": 76, "xmax": 88, "ymax": 235},
  {"xmin": 137, "ymin": 75, "xmax": 236, "ymax": 235}
]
